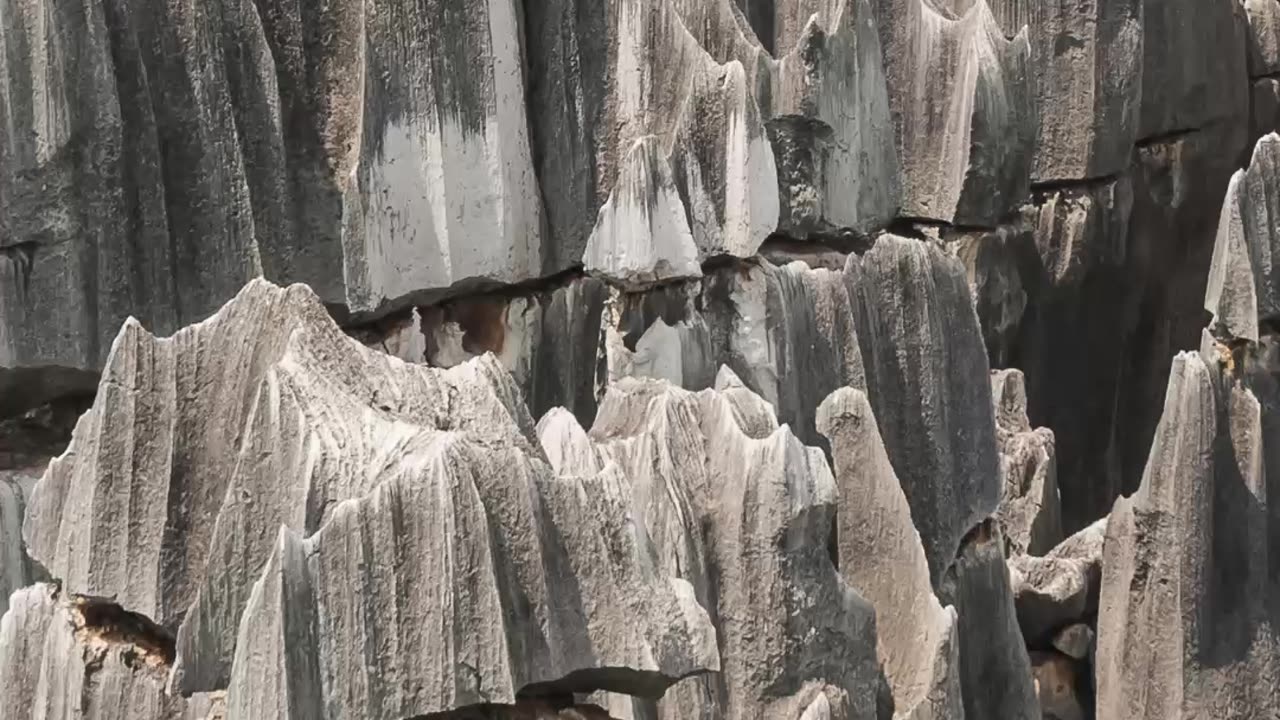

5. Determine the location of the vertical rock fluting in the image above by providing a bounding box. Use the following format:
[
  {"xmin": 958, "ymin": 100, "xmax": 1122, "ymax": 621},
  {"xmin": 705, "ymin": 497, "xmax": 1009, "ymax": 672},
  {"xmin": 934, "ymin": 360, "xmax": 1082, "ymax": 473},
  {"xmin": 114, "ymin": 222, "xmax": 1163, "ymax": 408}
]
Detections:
[
  {"xmin": 872, "ymin": 0, "xmax": 1035, "ymax": 225},
  {"xmin": 1095, "ymin": 131, "xmax": 1280, "ymax": 720},
  {"xmin": 538, "ymin": 369, "xmax": 881, "ymax": 719},
  {"xmin": 5, "ymin": 0, "xmax": 1280, "ymax": 718},
  {"xmin": 818, "ymin": 388, "xmax": 964, "ymax": 720},
  {"xmin": 851, "ymin": 235, "xmax": 1002, "ymax": 585}
]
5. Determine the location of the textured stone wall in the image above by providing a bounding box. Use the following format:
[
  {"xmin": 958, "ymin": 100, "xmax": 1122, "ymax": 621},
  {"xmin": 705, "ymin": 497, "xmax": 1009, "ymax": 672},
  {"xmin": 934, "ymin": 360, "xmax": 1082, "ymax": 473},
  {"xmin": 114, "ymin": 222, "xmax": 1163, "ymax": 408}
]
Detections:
[{"xmin": 3, "ymin": 0, "xmax": 1280, "ymax": 718}]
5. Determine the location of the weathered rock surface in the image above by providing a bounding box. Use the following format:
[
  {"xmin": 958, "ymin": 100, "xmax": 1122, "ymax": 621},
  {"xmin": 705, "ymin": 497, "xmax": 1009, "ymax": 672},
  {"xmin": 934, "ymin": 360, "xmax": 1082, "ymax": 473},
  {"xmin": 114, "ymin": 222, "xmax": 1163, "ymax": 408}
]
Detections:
[
  {"xmin": 539, "ymin": 369, "xmax": 880, "ymax": 719},
  {"xmin": 1245, "ymin": 0, "xmax": 1280, "ymax": 78},
  {"xmin": 1138, "ymin": 0, "xmax": 1248, "ymax": 139},
  {"xmin": 0, "ymin": 583, "xmax": 218, "ymax": 720},
  {"xmin": 852, "ymin": 235, "xmax": 1002, "ymax": 584},
  {"xmin": 938, "ymin": 521, "xmax": 1040, "ymax": 720},
  {"xmin": 874, "ymin": 0, "xmax": 1035, "ymax": 225},
  {"xmin": 1206, "ymin": 132, "xmax": 1280, "ymax": 342},
  {"xmin": 817, "ymin": 388, "xmax": 963, "ymax": 720},
  {"xmin": 17, "ymin": 280, "xmax": 724, "ymax": 711},
  {"xmin": 1095, "ymin": 347, "xmax": 1280, "ymax": 720},
  {"xmin": 991, "ymin": 368, "xmax": 1063, "ymax": 556},
  {"xmin": 1008, "ymin": 518, "xmax": 1106, "ymax": 647},
  {"xmin": 1022, "ymin": 0, "xmax": 1143, "ymax": 181},
  {"xmin": 0, "ymin": 471, "xmax": 37, "ymax": 618}
]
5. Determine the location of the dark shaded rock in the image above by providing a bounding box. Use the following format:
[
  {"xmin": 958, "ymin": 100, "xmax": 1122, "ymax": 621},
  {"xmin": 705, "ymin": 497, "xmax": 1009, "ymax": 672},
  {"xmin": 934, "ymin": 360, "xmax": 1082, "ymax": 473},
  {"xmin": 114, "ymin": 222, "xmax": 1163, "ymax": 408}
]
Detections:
[
  {"xmin": 1030, "ymin": 651, "xmax": 1086, "ymax": 720},
  {"xmin": 1023, "ymin": 0, "xmax": 1143, "ymax": 182},
  {"xmin": 1138, "ymin": 0, "xmax": 1248, "ymax": 139},
  {"xmin": 938, "ymin": 521, "xmax": 1040, "ymax": 720},
  {"xmin": 851, "ymin": 234, "xmax": 1002, "ymax": 585}
]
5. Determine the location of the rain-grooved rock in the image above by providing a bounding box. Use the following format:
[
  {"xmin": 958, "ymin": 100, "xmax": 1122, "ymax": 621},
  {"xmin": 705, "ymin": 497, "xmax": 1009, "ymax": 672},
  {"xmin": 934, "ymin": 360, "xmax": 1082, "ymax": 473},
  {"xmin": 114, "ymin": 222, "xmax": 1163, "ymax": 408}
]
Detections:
[
  {"xmin": 0, "ymin": 584, "xmax": 221, "ymax": 720},
  {"xmin": 1022, "ymin": 0, "xmax": 1143, "ymax": 181},
  {"xmin": 0, "ymin": 470, "xmax": 38, "ymax": 618},
  {"xmin": 0, "ymin": 0, "xmax": 554, "ymax": 390},
  {"xmin": 938, "ymin": 522, "xmax": 1040, "ymax": 720},
  {"xmin": 539, "ymin": 369, "xmax": 880, "ymax": 719},
  {"xmin": 1205, "ymin": 132, "xmax": 1280, "ymax": 342},
  {"xmin": 851, "ymin": 235, "xmax": 1002, "ymax": 584},
  {"xmin": 535, "ymin": 0, "xmax": 779, "ymax": 289},
  {"xmin": 873, "ymin": 0, "xmax": 1035, "ymax": 225},
  {"xmin": 1095, "ymin": 346, "xmax": 1280, "ymax": 719},
  {"xmin": 223, "ymin": 459, "xmax": 716, "ymax": 718},
  {"xmin": 817, "ymin": 388, "xmax": 963, "ymax": 720},
  {"xmin": 18, "ymin": 279, "xmax": 721, "ymax": 710}
]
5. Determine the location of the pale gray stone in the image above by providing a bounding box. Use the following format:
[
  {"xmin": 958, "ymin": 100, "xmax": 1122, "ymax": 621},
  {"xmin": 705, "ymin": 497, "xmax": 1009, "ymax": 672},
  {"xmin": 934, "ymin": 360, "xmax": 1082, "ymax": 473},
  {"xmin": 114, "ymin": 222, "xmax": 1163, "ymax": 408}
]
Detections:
[
  {"xmin": 0, "ymin": 469, "xmax": 38, "ymax": 618},
  {"xmin": 817, "ymin": 387, "xmax": 963, "ymax": 720},
  {"xmin": 540, "ymin": 370, "xmax": 881, "ymax": 719},
  {"xmin": 1008, "ymin": 518, "xmax": 1106, "ymax": 646},
  {"xmin": 0, "ymin": 584, "xmax": 216, "ymax": 720},
  {"xmin": 1095, "ymin": 347, "xmax": 1280, "ymax": 719},
  {"xmin": 991, "ymin": 368, "xmax": 1063, "ymax": 556},
  {"xmin": 873, "ymin": 0, "xmax": 1035, "ymax": 225},
  {"xmin": 1245, "ymin": 0, "xmax": 1280, "ymax": 79},
  {"xmin": 1206, "ymin": 133, "xmax": 1280, "ymax": 342}
]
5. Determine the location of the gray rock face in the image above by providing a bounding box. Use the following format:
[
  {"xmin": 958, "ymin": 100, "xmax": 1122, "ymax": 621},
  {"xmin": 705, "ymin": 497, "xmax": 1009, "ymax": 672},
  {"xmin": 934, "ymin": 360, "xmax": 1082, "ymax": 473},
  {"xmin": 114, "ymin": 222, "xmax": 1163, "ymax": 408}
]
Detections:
[
  {"xmin": 0, "ymin": 470, "xmax": 38, "ymax": 618},
  {"xmin": 991, "ymin": 368, "xmax": 1063, "ymax": 556},
  {"xmin": 1206, "ymin": 133, "xmax": 1280, "ymax": 342},
  {"xmin": 1095, "ymin": 347, "xmax": 1280, "ymax": 720},
  {"xmin": 938, "ymin": 522, "xmax": 1040, "ymax": 720},
  {"xmin": 1245, "ymin": 0, "xmax": 1280, "ymax": 78},
  {"xmin": 817, "ymin": 388, "xmax": 963, "ymax": 720},
  {"xmin": 0, "ymin": 0, "xmax": 551, "ymax": 378},
  {"xmin": 1008, "ymin": 518, "xmax": 1106, "ymax": 646},
  {"xmin": 873, "ymin": 0, "xmax": 1035, "ymax": 225},
  {"xmin": 852, "ymin": 235, "xmax": 1002, "ymax": 584},
  {"xmin": 1138, "ymin": 0, "xmax": 1248, "ymax": 139},
  {"xmin": 1025, "ymin": 0, "xmax": 1143, "ymax": 181},
  {"xmin": 0, "ymin": 583, "xmax": 220, "ymax": 720},
  {"xmin": 539, "ymin": 369, "xmax": 880, "ymax": 720},
  {"xmin": 18, "ymin": 280, "xmax": 724, "ymax": 712},
  {"xmin": 368, "ymin": 275, "xmax": 610, "ymax": 427}
]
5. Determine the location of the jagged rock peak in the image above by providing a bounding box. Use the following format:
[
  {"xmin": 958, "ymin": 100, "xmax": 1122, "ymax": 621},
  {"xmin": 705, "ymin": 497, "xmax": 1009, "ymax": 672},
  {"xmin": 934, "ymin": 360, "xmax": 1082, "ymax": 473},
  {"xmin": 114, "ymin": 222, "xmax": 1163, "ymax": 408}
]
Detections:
[
  {"xmin": 991, "ymin": 368, "xmax": 1063, "ymax": 556},
  {"xmin": 537, "ymin": 368, "xmax": 881, "ymax": 719},
  {"xmin": 1205, "ymin": 132, "xmax": 1280, "ymax": 342},
  {"xmin": 16, "ymin": 279, "xmax": 725, "ymax": 717},
  {"xmin": 817, "ymin": 387, "xmax": 963, "ymax": 720},
  {"xmin": 851, "ymin": 234, "xmax": 1002, "ymax": 585},
  {"xmin": 1095, "ymin": 343, "xmax": 1280, "ymax": 719}
]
